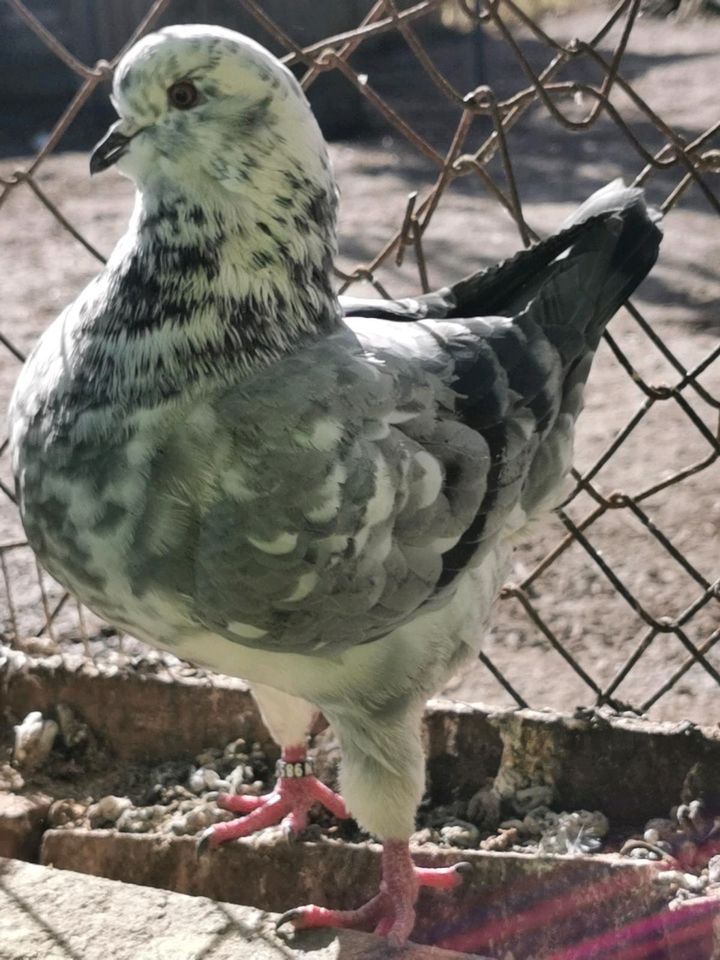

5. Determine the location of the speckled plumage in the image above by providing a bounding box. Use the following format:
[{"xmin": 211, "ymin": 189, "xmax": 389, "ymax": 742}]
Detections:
[{"xmin": 10, "ymin": 25, "xmax": 662, "ymax": 857}]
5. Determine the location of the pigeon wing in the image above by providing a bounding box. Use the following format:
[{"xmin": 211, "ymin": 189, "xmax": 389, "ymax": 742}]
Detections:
[
  {"xmin": 130, "ymin": 182, "xmax": 660, "ymax": 657},
  {"xmin": 164, "ymin": 315, "xmax": 557, "ymax": 655}
]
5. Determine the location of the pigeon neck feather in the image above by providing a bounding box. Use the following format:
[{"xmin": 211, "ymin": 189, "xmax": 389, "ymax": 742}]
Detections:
[{"xmin": 74, "ymin": 175, "xmax": 340, "ymax": 409}]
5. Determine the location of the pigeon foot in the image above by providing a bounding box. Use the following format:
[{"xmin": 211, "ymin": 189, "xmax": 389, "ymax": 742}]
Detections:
[
  {"xmin": 276, "ymin": 839, "xmax": 470, "ymax": 947},
  {"xmin": 199, "ymin": 749, "xmax": 348, "ymax": 847}
]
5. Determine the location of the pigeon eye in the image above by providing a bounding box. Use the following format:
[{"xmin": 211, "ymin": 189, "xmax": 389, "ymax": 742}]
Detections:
[{"xmin": 168, "ymin": 80, "xmax": 199, "ymax": 110}]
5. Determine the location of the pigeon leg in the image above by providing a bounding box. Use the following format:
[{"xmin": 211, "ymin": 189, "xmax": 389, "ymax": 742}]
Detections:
[
  {"xmin": 199, "ymin": 745, "xmax": 349, "ymax": 847},
  {"xmin": 277, "ymin": 839, "xmax": 469, "ymax": 947}
]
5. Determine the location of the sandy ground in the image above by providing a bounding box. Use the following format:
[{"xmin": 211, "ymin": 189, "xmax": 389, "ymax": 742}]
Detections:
[{"xmin": 0, "ymin": 7, "xmax": 718, "ymax": 722}]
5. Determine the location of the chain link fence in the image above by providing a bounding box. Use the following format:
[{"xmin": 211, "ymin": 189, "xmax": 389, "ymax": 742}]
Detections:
[{"xmin": 0, "ymin": 0, "xmax": 718, "ymax": 720}]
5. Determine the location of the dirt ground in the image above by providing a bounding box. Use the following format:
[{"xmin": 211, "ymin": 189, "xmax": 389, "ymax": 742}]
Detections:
[{"xmin": 0, "ymin": 7, "xmax": 718, "ymax": 723}]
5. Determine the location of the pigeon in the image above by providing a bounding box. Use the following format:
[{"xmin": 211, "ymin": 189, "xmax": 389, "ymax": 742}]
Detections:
[{"xmin": 9, "ymin": 24, "xmax": 662, "ymax": 946}]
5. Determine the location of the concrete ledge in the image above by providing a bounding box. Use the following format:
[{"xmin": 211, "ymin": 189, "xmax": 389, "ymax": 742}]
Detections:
[
  {"xmin": 0, "ymin": 653, "xmax": 275, "ymax": 761},
  {"xmin": 4, "ymin": 655, "xmax": 720, "ymax": 822},
  {"xmin": 0, "ymin": 792, "xmax": 50, "ymax": 860},
  {"xmin": 5, "ymin": 655, "xmax": 720, "ymax": 956},
  {"xmin": 0, "ymin": 857, "xmax": 485, "ymax": 960},
  {"xmin": 41, "ymin": 831, "xmax": 673, "ymax": 957}
]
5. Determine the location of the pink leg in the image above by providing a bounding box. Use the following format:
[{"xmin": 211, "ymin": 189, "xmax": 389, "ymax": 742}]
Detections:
[
  {"xmin": 277, "ymin": 839, "xmax": 470, "ymax": 947},
  {"xmin": 198, "ymin": 745, "xmax": 349, "ymax": 850}
]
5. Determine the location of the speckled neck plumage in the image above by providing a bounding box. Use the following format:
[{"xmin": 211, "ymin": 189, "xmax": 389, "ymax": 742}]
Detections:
[{"xmin": 68, "ymin": 174, "xmax": 340, "ymax": 415}]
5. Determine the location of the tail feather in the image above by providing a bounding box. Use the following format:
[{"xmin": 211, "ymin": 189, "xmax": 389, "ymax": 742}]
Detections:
[
  {"xmin": 445, "ymin": 179, "xmax": 663, "ymax": 367},
  {"xmin": 561, "ymin": 178, "xmax": 662, "ymax": 230},
  {"xmin": 524, "ymin": 187, "xmax": 662, "ymax": 368},
  {"xmin": 443, "ymin": 215, "xmax": 597, "ymax": 318}
]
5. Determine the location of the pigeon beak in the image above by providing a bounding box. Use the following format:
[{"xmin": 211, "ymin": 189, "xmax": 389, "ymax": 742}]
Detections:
[{"xmin": 90, "ymin": 123, "xmax": 136, "ymax": 175}]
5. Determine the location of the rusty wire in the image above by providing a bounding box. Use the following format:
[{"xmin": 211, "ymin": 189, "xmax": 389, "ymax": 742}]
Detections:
[{"xmin": 0, "ymin": 0, "xmax": 718, "ymax": 717}]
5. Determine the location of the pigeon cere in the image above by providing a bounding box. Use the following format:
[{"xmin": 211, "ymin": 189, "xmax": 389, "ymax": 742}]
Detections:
[{"xmin": 6, "ymin": 22, "xmax": 668, "ymax": 947}]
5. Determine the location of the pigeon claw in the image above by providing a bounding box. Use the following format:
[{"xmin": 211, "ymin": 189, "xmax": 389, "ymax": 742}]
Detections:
[
  {"xmin": 201, "ymin": 775, "xmax": 349, "ymax": 847},
  {"xmin": 195, "ymin": 828, "xmax": 216, "ymax": 857},
  {"xmin": 275, "ymin": 844, "xmax": 470, "ymax": 946},
  {"xmin": 415, "ymin": 859, "xmax": 472, "ymax": 888},
  {"xmin": 275, "ymin": 907, "xmax": 305, "ymax": 931},
  {"xmin": 274, "ymin": 893, "xmax": 414, "ymax": 947}
]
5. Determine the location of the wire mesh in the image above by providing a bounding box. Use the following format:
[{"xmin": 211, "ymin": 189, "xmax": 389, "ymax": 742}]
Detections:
[{"xmin": 0, "ymin": 0, "xmax": 718, "ymax": 719}]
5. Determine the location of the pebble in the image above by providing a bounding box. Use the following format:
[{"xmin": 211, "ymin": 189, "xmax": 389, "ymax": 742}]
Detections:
[
  {"xmin": 116, "ymin": 805, "xmax": 163, "ymax": 833},
  {"xmin": 708, "ymin": 855, "xmax": 720, "ymax": 885},
  {"xmin": 628, "ymin": 847, "xmax": 661, "ymax": 861},
  {"xmin": 13, "ymin": 711, "xmax": 59, "ymax": 769},
  {"xmin": 643, "ymin": 818, "xmax": 677, "ymax": 844},
  {"xmin": 88, "ymin": 795, "xmax": 133, "ymax": 828},
  {"xmin": 523, "ymin": 806, "xmax": 559, "ymax": 837},
  {"xmin": 188, "ymin": 767, "xmax": 226, "ymax": 794},
  {"xmin": 182, "ymin": 805, "xmax": 217, "ymax": 834},
  {"xmin": 223, "ymin": 738, "xmax": 248, "ymax": 758},
  {"xmin": 155, "ymin": 784, "xmax": 195, "ymax": 805},
  {"xmin": 538, "ymin": 810, "xmax": 609, "ymax": 855},
  {"xmin": 499, "ymin": 818, "xmax": 525, "ymax": 832},
  {"xmin": 656, "ymin": 870, "xmax": 708, "ymax": 894},
  {"xmin": 440, "ymin": 819, "xmax": 480, "ymax": 849},
  {"xmin": 669, "ymin": 888, "xmax": 696, "ymax": 906},
  {"xmin": 676, "ymin": 800, "xmax": 712, "ymax": 839},
  {"xmin": 15, "ymin": 635, "xmax": 59, "ymax": 657},
  {"xmin": 0, "ymin": 762, "xmax": 24, "ymax": 792},
  {"xmin": 225, "ymin": 765, "xmax": 255, "ymax": 794},
  {"xmin": 467, "ymin": 784, "xmax": 502, "ymax": 830},
  {"xmin": 218, "ymin": 780, "xmax": 264, "ymax": 800},
  {"xmin": 47, "ymin": 799, "xmax": 86, "ymax": 828},
  {"xmin": 481, "ymin": 827, "xmax": 519, "ymax": 852},
  {"xmin": 514, "ymin": 785, "xmax": 555, "ymax": 815},
  {"xmin": 410, "ymin": 828, "xmax": 436, "ymax": 846},
  {"xmin": 56, "ymin": 703, "xmax": 89, "ymax": 750},
  {"xmin": 653, "ymin": 840, "xmax": 674, "ymax": 855},
  {"xmin": 169, "ymin": 804, "xmax": 231, "ymax": 836}
]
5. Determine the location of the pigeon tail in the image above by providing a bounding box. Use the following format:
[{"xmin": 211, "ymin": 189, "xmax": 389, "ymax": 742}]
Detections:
[
  {"xmin": 446, "ymin": 179, "xmax": 662, "ymax": 369},
  {"xmin": 529, "ymin": 179, "xmax": 663, "ymax": 368}
]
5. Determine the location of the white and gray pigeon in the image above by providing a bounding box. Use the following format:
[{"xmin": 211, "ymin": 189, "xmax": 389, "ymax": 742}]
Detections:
[{"xmin": 9, "ymin": 24, "xmax": 662, "ymax": 945}]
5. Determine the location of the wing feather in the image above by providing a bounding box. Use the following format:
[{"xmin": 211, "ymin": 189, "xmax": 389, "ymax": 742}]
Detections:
[{"xmin": 128, "ymin": 317, "xmax": 557, "ymax": 654}]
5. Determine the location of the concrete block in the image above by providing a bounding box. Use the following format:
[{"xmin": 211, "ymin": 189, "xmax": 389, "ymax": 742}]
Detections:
[
  {"xmin": 0, "ymin": 857, "xmax": 486, "ymax": 960},
  {"xmin": 41, "ymin": 830, "xmax": 676, "ymax": 958},
  {"xmin": 0, "ymin": 792, "xmax": 50, "ymax": 861}
]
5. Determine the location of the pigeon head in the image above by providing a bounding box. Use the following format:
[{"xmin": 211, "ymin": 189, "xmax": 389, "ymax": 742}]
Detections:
[
  {"xmin": 91, "ymin": 24, "xmax": 334, "ymax": 211},
  {"xmin": 82, "ymin": 25, "xmax": 341, "ymax": 390}
]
